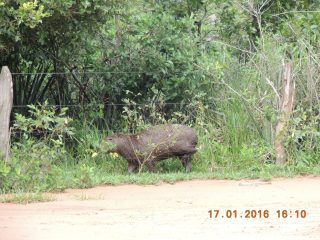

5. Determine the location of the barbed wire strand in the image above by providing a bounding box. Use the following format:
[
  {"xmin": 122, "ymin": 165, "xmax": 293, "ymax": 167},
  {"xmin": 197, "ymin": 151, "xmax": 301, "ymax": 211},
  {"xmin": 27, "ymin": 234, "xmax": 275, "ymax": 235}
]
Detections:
[
  {"xmin": 10, "ymin": 71, "xmax": 178, "ymax": 76},
  {"xmin": 11, "ymin": 129, "xmax": 121, "ymax": 134},
  {"xmin": 11, "ymin": 102, "xmax": 190, "ymax": 108}
]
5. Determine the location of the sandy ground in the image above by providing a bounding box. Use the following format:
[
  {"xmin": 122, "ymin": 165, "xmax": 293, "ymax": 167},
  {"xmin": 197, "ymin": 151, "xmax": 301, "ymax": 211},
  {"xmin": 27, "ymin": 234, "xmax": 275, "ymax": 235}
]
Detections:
[{"xmin": 0, "ymin": 177, "xmax": 319, "ymax": 240}]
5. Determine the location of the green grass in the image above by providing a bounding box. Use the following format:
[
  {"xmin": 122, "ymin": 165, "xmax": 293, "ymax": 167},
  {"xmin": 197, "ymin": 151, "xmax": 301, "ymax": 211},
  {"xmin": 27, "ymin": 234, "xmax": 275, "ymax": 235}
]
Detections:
[
  {"xmin": 39, "ymin": 162, "xmax": 320, "ymax": 189},
  {"xmin": 0, "ymin": 161, "xmax": 319, "ymax": 203},
  {"xmin": 0, "ymin": 192, "xmax": 55, "ymax": 204},
  {"xmin": 2, "ymin": 109, "xmax": 319, "ymax": 199},
  {"xmin": 1, "ymin": 135, "xmax": 319, "ymax": 198},
  {"xmin": 93, "ymin": 165, "xmax": 320, "ymax": 186}
]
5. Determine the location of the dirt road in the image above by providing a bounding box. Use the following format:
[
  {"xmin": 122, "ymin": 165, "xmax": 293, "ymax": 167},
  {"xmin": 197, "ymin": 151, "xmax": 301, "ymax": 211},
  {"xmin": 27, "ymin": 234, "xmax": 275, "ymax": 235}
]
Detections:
[{"xmin": 0, "ymin": 177, "xmax": 319, "ymax": 240}]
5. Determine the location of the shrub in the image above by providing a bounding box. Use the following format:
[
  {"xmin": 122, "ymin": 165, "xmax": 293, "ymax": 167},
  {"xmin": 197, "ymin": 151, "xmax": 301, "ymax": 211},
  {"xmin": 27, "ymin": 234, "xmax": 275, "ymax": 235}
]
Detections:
[{"xmin": 0, "ymin": 102, "xmax": 73, "ymax": 192}]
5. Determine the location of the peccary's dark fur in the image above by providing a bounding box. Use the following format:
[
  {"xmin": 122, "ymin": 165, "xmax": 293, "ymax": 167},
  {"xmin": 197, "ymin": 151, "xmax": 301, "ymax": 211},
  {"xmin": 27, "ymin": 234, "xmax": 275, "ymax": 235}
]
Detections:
[{"xmin": 106, "ymin": 124, "xmax": 198, "ymax": 173}]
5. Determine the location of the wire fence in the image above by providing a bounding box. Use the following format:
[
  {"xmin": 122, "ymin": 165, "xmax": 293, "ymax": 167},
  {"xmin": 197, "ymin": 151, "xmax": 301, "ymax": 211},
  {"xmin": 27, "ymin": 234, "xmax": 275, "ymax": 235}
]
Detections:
[
  {"xmin": 10, "ymin": 102, "xmax": 195, "ymax": 128},
  {"xmin": 10, "ymin": 70, "xmax": 198, "ymax": 108},
  {"xmin": 10, "ymin": 100, "xmax": 197, "ymax": 133},
  {"xmin": 8, "ymin": 70, "xmax": 208, "ymax": 137},
  {"xmin": 10, "ymin": 128, "xmax": 133, "ymax": 135},
  {"xmin": 6, "ymin": 70, "xmax": 259, "ymax": 140},
  {"xmin": 11, "ymin": 102, "xmax": 191, "ymax": 108},
  {"xmin": 11, "ymin": 71, "xmax": 169, "ymax": 76}
]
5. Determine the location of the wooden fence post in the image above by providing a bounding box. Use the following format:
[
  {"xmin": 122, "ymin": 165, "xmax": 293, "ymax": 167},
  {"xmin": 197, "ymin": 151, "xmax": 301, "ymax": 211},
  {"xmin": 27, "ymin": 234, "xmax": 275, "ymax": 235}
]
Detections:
[
  {"xmin": 275, "ymin": 63, "xmax": 295, "ymax": 165},
  {"xmin": 0, "ymin": 66, "xmax": 13, "ymax": 161}
]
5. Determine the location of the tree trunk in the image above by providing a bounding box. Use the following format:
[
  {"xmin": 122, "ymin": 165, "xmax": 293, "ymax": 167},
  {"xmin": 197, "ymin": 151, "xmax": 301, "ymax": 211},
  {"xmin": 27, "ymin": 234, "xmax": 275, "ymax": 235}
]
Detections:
[{"xmin": 275, "ymin": 63, "xmax": 295, "ymax": 165}]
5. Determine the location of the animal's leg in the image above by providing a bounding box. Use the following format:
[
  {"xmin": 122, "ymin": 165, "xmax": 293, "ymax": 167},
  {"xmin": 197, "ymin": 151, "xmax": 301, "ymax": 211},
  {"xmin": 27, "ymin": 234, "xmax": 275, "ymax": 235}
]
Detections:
[
  {"xmin": 128, "ymin": 162, "xmax": 138, "ymax": 174},
  {"xmin": 179, "ymin": 154, "xmax": 193, "ymax": 172}
]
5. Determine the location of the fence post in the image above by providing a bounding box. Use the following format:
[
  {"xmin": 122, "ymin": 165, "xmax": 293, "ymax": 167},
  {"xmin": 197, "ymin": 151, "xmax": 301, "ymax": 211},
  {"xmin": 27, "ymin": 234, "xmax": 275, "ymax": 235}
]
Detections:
[
  {"xmin": 0, "ymin": 66, "xmax": 13, "ymax": 161},
  {"xmin": 275, "ymin": 63, "xmax": 295, "ymax": 165}
]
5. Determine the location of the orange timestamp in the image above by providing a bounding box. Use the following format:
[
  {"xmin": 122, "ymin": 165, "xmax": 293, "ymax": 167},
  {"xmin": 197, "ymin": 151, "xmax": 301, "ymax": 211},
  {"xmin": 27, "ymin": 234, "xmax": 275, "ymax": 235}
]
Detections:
[{"xmin": 208, "ymin": 209, "xmax": 307, "ymax": 219}]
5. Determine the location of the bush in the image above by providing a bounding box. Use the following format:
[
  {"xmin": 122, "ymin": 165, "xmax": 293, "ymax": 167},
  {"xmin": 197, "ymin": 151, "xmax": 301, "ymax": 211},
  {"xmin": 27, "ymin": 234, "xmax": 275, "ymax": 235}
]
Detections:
[{"xmin": 0, "ymin": 102, "xmax": 73, "ymax": 192}]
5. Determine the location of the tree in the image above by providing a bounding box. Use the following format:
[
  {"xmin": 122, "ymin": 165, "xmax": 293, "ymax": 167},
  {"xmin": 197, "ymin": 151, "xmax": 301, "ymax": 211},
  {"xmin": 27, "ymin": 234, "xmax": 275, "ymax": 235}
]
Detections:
[{"xmin": 0, "ymin": 0, "xmax": 110, "ymax": 107}]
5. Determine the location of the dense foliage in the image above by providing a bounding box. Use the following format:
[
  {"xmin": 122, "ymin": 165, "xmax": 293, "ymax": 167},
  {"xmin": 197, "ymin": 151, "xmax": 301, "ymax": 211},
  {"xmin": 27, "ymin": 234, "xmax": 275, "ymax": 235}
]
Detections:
[{"xmin": 0, "ymin": 0, "xmax": 319, "ymax": 192}]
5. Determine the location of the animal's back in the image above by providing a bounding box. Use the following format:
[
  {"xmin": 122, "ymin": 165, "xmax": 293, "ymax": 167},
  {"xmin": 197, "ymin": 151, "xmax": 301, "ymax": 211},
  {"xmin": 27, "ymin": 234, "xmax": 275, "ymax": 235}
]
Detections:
[
  {"xmin": 133, "ymin": 124, "xmax": 197, "ymax": 159},
  {"xmin": 139, "ymin": 124, "xmax": 196, "ymax": 141}
]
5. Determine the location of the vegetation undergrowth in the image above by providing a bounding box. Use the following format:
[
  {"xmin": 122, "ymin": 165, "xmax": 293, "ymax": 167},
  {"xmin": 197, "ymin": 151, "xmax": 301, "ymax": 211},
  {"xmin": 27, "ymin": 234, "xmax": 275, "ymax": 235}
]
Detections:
[
  {"xmin": 0, "ymin": 101, "xmax": 318, "ymax": 195},
  {"xmin": 0, "ymin": 192, "xmax": 55, "ymax": 204},
  {"xmin": 2, "ymin": 160, "xmax": 319, "ymax": 196},
  {"xmin": 0, "ymin": 1, "xmax": 319, "ymax": 198},
  {"xmin": 0, "ymin": 86, "xmax": 319, "ymax": 195}
]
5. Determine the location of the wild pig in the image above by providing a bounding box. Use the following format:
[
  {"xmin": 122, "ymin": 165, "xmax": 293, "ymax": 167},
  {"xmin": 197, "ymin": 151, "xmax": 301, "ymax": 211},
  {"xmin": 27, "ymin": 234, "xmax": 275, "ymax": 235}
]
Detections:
[{"xmin": 105, "ymin": 124, "xmax": 198, "ymax": 173}]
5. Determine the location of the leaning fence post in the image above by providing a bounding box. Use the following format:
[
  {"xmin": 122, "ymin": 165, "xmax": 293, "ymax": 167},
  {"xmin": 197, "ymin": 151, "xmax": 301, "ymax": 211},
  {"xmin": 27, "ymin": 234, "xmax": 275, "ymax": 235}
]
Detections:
[
  {"xmin": 275, "ymin": 63, "xmax": 295, "ymax": 165},
  {"xmin": 0, "ymin": 66, "xmax": 13, "ymax": 161}
]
